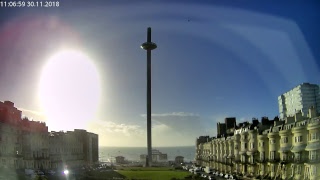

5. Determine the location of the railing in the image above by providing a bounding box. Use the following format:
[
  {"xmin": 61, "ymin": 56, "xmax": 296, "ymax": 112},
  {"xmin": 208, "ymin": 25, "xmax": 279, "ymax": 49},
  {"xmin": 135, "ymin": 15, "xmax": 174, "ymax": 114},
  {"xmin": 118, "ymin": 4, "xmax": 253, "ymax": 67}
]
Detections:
[
  {"xmin": 279, "ymin": 159, "xmax": 293, "ymax": 164},
  {"xmin": 239, "ymin": 161, "xmax": 248, "ymax": 165},
  {"xmin": 248, "ymin": 161, "xmax": 257, "ymax": 165},
  {"xmin": 256, "ymin": 158, "xmax": 268, "ymax": 163},
  {"xmin": 225, "ymin": 162, "xmax": 233, "ymax": 166},
  {"xmin": 292, "ymin": 158, "xmax": 308, "ymax": 164},
  {"xmin": 308, "ymin": 118, "xmax": 320, "ymax": 124},
  {"xmin": 15, "ymin": 154, "xmax": 23, "ymax": 158},
  {"xmin": 34, "ymin": 156, "xmax": 50, "ymax": 160},
  {"xmin": 234, "ymin": 159, "xmax": 241, "ymax": 163},
  {"xmin": 268, "ymin": 158, "xmax": 280, "ymax": 163},
  {"xmin": 307, "ymin": 158, "xmax": 320, "ymax": 163}
]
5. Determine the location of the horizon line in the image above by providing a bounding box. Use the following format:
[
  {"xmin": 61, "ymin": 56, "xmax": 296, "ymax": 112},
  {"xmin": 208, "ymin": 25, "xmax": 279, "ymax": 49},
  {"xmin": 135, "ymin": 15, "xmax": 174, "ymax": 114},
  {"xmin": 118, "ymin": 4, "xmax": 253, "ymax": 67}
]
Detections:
[{"xmin": 99, "ymin": 145, "xmax": 195, "ymax": 148}]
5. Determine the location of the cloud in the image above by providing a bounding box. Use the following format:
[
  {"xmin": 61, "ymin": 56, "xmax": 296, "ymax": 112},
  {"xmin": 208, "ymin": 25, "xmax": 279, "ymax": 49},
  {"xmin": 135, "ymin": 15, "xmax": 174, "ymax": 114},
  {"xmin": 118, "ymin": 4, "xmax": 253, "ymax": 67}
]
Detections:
[
  {"xmin": 141, "ymin": 112, "xmax": 209, "ymax": 146},
  {"xmin": 18, "ymin": 107, "xmax": 47, "ymax": 122},
  {"xmin": 88, "ymin": 112, "xmax": 213, "ymax": 147},
  {"xmin": 89, "ymin": 120, "xmax": 144, "ymax": 137},
  {"xmin": 141, "ymin": 112, "xmax": 201, "ymax": 130},
  {"xmin": 19, "ymin": 107, "xmax": 45, "ymax": 116},
  {"xmin": 142, "ymin": 112, "xmax": 200, "ymax": 118},
  {"xmin": 87, "ymin": 120, "xmax": 146, "ymax": 147}
]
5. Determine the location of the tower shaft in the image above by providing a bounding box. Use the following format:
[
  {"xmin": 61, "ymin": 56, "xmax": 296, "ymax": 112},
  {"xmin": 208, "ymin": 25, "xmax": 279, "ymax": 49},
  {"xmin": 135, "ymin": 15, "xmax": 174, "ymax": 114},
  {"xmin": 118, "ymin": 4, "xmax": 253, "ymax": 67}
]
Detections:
[{"xmin": 141, "ymin": 27, "xmax": 157, "ymax": 167}]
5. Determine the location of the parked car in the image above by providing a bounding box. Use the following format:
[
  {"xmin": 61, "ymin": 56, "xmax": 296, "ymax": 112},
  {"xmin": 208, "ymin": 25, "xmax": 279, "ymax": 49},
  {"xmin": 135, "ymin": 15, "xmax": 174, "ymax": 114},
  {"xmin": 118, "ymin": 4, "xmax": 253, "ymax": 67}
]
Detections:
[
  {"xmin": 46, "ymin": 170, "xmax": 56, "ymax": 175},
  {"xmin": 35, "ymin": 170, "xmax": 45, "ymax": 176},
  {"xmin": 224, "ymin": 174, "xmax": 231, "ymax": 179},
  {"xmin": 194, "ymin": 169, "xmax": 201, "ymax": 175}
]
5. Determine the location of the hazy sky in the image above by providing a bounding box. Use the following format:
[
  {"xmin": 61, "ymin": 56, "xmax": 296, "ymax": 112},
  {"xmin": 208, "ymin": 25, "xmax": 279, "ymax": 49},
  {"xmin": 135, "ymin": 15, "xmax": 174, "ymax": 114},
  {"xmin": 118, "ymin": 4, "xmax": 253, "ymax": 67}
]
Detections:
[{"xmin": 0, "ymin": 0, "xmax": 320, "ymax": 147}]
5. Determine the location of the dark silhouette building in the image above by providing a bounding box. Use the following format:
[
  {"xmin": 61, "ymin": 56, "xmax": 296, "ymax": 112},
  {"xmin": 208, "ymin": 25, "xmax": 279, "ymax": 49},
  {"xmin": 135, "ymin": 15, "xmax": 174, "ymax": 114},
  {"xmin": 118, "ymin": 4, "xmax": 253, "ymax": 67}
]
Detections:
[{"xmin": 217, "ymin": 122, "xmax": 226, "ymax": 137}]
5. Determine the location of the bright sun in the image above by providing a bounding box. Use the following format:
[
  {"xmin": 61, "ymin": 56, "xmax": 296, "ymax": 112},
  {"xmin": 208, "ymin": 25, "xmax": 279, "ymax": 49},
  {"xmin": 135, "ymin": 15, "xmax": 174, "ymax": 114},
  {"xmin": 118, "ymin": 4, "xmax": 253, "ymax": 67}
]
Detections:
[{"xmin": 38, "ymin": 50, "xmax": 101, "ymax": 131}]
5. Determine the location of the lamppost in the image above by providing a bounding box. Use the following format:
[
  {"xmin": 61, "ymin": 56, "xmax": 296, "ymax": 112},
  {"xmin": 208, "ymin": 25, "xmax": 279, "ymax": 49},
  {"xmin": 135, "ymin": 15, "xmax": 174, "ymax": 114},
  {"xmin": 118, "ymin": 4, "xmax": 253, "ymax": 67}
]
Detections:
[{"xmin": 141, "ymin": 27, "xmax": 157, "ymax": 167}]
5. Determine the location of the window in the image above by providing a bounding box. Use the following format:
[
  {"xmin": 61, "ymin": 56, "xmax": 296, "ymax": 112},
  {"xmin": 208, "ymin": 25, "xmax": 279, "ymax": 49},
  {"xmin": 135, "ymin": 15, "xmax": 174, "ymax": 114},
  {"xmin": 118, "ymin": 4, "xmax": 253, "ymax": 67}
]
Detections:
[
  {"xmin": 311, "ymin": 166, "xmax": 317, "ymax": 176},
  {"xmin": 310, "ymin": 151, "xmax": 317, "ymax": 160},
  {"xmin": 282, "ymin": 153, "xmax": 288, "ymax": 161},
  {"xmin": 260, "ymin": 153, "xmax": 265, "ymax": 160},
  {"xmin": 250, "ymin": 143, "xmax": 254, "ymax": 149},
  {"xmin": 251, "ymin": 155, "xmax": 254, "ymax": 163},
  {"xmin": 282, "ymin": 137, "xmax": 288, "ymax": 143},
  {"xmin": 270, "ymin": 151, "xmax": 275, "ymax": 160},
  {"xmin": 291, "ymin": 165, "xmax": 294, "ymax": 176},
  {"xmin": 297, "ymin": 165, "xmax": 301, "ymax": 174},
  {"xmin": 295, "ymin": 136, "xmax": 302, "ymax": 143},
  {"xmin": 295, "ymin": 152, "xmax": 301, "ymax": 161},
  {"xmin": 311, "ymin": 133, "xmax": 318, "ymax": 141}
]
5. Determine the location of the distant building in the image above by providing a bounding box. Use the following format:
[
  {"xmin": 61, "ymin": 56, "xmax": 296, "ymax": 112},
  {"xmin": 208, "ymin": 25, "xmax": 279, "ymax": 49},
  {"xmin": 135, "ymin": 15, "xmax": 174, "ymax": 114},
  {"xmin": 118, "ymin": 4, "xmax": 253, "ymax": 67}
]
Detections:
[
  {"xmin": 195, "ymin": 82, "xmax": 320, "ymax": 180},
  {"xmin": 73, "ymin": 129, "xmax": 99, "ymax": 165},
  {"xmin": 217, "ymin": 122, "xmax": 226, "ymax": 137},
  {"xmin": 115, "ymin": 156, "xmax": 125, "ymax": 164},
  {"xmin": 225, "ymin": 117, "xmax": 237, "ymax": 135},
  {"xmin": 0, "ymin": 100, "xmax": 98, "ymax": 170},
  {"xmin": 140, "ymin": 149, "xmax": 168, "ymax": 163},
  {"xmin": 175, "ymin": 156, "xmax": 184, "ymax": 164},
  {"xmin": 49, "ymin": 129, "xmax": 99, "ymax": 169},
  {"xmin": 195, "ymin": 136, "xmax": 211, "ymax": 165},
  {"xmin": 0, "ymin": 101, "xmax": 49, "ymax": 170},
  {"xmin": 49, "ymin": 131, "xmax": 84, "ymax": 169},
  {"xmin": 278, "ymin": 82, "xmax": 320, "ymax": 119}
]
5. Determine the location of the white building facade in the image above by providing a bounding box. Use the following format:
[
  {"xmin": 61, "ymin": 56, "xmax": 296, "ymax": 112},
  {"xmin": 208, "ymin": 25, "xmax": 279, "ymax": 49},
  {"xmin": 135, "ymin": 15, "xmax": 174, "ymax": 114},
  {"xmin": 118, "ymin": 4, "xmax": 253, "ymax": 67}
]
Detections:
[
  {"xmin": 0, "ymin": 100, "xmax": 98, "ymax": 171},
  {"xmin": 278, "ymin": 83, "xmax": 320, "ymax": 119}
]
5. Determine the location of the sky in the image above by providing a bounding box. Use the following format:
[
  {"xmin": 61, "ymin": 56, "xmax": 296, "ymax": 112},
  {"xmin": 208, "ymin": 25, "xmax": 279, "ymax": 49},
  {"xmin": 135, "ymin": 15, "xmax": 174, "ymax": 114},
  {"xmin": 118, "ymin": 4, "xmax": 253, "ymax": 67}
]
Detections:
[{"xmin": 0, "ymin": 0, "xmax": 320, "ymax": 147}]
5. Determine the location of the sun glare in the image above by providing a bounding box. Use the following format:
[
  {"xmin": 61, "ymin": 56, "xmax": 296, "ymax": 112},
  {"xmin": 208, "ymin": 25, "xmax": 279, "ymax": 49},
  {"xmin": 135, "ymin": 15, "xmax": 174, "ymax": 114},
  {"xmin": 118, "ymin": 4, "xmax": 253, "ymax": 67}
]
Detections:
[{"xmin": 38, "ymin": 50, "xmax": 101, "ymax": 131}]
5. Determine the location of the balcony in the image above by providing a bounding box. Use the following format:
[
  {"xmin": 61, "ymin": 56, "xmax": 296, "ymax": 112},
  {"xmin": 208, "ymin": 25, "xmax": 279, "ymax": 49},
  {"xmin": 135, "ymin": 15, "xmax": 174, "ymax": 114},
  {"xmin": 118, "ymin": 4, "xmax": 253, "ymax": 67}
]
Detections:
[
  {"xmin": 34, "ymin": 156, "xmax": 50, "ymax": 160},
  {"xmin": 239, "ymin": 161, "xmax": 248, "ymax": 165},
  {"xmin": 291, "ymin": 144, "xmax": 307, "ymax": 152},
  {"xmin": 248, "ymin": 161, "xmax": 257, "ymax": 165},
  {"xmin": 239, "ymin": 150, "xmax": 247, "ymax": 155},
  {"xmin": 306, "ymin": 158, "xmax": 320, "ymax": 164},
  {"xmin": 234, "ymin": 159, "xmax": 241, "ymax": 163},
  {"xmin": 280, "ymin": 159, "xmax": 292, "ymax": 164},
  {"xmin": 292, "ymin": 158, "xmax": 307, "ymax": 164},
  {"xmin": 256, "ymin": 158, "xmax": 268, "ymax": 163},
  {"xmin": 292, "ymin": 125, "xmax": 306, "ymax": 133},
  {"xmin": 279, "ymin": 129, "xmax": 291, "ymax": 136},
  {"xmin": 305, "ymin": 142, "xmax": 320, "ymax": 151},
  {"xmin": 268, "ymin": 158, "xmax": 280, "ymax": 163},
  {"xmin": 15, "ymin": 154, "xmax": 23, "ymax": 158},
  {"xmin": 307, "ymin": 118, "xmax": 320, "ymax": 129},
  {"xmin": 0, "ymin": 152, "xmax": 23, "ymax": 158}
]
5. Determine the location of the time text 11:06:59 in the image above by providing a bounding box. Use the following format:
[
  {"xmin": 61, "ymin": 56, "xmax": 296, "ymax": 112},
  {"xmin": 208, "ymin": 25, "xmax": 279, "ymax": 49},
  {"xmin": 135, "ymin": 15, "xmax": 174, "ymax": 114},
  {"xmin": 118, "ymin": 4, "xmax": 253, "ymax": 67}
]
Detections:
[{"xmin": 0, "ymin": 1, "xmax": 60, "ymax": 8}]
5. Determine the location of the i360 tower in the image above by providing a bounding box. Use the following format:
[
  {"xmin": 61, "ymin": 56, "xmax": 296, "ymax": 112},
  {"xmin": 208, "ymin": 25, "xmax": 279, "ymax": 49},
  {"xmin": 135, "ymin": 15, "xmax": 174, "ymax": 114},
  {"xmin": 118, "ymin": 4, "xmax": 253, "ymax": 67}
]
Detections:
[{"xmin": 141, "ymin": 27, "xmax": 157, "ymax": 166}]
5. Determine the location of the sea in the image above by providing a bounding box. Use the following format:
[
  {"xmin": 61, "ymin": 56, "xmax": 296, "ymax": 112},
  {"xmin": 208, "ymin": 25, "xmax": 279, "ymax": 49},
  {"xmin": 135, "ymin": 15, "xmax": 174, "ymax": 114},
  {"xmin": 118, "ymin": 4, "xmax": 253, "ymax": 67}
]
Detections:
[{"xmin": 99, "ymin": 146, "xmax": 196, "ymax": 163}]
